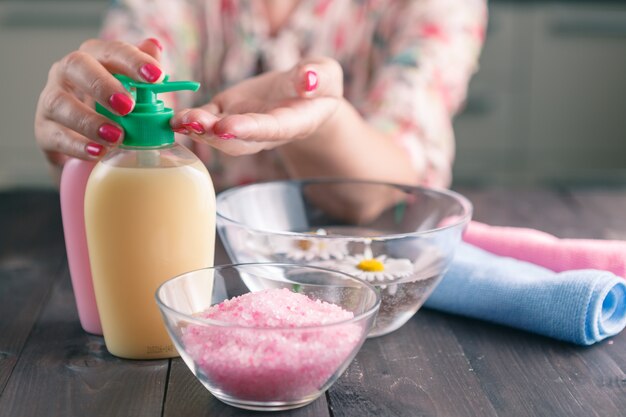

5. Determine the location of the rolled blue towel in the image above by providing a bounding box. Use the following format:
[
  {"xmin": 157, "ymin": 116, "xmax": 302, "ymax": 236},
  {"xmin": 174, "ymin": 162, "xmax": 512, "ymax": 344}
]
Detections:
[{"xmin": 424, "ymin": 243, "xmax": 626, "ymax": 345}]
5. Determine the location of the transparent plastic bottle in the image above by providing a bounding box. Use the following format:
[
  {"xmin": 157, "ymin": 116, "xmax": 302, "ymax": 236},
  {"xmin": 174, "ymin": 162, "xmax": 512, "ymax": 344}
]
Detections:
[{"xmin": 85, "ymin": 76, "xmax": 215, "ymax": 359}]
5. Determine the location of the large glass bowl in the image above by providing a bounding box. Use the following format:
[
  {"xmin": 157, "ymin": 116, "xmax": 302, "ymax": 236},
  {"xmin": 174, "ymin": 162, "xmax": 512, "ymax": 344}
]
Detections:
[
  {"xmin": 216, "ymin": 179, "xmax": 472, "ymax": 337},
  {"xmin": 156, "ymin": 263, "xmax": 380, "ymax": 411}
]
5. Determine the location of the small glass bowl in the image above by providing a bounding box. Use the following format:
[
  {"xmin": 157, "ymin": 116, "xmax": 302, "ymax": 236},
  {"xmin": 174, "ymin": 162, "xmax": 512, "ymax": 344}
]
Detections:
[
  {"xmin": 216, "ymin": 179, "xmax": 472, "ymax": 337},
  {"xmin": 156, "ymin": 263, "xmax": 380, "ymax": 411}
]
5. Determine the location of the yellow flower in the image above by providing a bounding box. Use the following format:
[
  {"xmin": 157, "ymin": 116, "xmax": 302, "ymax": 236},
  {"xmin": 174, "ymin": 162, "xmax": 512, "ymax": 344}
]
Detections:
[
  {"xmin": 337, "ymin": 247, "xmax": 413, "ymax": 283},
  {"xmin": 357, "ymin": 259, "xmax": 385, "ymax": 272}
]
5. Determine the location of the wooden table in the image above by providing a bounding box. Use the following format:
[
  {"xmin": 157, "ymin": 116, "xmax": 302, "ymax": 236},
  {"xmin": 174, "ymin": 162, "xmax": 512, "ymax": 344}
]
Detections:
[{"xmin": 1, "ymin": 187, "xmax": 625, "ymax": 417}]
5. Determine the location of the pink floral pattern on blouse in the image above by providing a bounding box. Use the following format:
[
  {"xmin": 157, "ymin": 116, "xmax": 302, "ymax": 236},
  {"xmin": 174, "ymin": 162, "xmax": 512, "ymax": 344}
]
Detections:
[{"xmin": 101, "ymin": 0, "xmax": 487, "ymax": 190}]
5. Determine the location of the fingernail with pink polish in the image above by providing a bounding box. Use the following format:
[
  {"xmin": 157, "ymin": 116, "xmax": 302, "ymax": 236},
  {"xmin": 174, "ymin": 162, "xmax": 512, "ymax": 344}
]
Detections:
[
  {"xmin": 183, "ymin": 122, "xmax": 205, "ymax": 134},
  {"xmin": 98, "ymin": 123, "xmax": 122, "ymax": 143},
  {"xmin": 218, "ymin": 133, "xmax": 235, "ymax": 140},
  {"xmin": 147, "ymin": 38, "xmax": 163, "ymax": 51},
  {"xmin": 109, "ymin": 93, "xmax": 134, "ymax": 115},
  {"xmin": 139, "ymin": 63, "xmax": 163, "ymax": 83},
  {"xmin": 173, "ymin": 127, "xmax": 191, "ymax": 135},
  {"xmin": 305, "ymin": 70, "xmax": 318, "ymax": 92},
  {"xmin": 86, "ymin": 143, "xmax": 104, "ymax": 156}
]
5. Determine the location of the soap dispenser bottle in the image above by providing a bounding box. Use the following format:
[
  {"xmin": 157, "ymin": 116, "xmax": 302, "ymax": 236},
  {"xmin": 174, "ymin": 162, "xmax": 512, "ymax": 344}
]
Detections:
[
  {"xmin": 60, "ymin": 158, "xmax": 102, "ymax": 335},
  {"xmin": 84, "ymin": 75, "xmax": 216, "ymax": 359}
]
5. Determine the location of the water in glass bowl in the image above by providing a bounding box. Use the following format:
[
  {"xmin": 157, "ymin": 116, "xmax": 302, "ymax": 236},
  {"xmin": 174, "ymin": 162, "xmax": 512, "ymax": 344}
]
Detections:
[{"xmin": 221, "ymin": 224, "xmax": 447, "ymax": 337}]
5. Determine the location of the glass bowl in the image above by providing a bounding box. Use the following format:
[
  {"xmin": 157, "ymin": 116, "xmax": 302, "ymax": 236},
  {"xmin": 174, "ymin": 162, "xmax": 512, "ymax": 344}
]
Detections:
[
  {"xmin": 216, "ymin": 179, "xmax": 472, "ymax": 337},
  {"xmin": 155, "ymin": 263, "xmax": 380, "ymax": 411}
]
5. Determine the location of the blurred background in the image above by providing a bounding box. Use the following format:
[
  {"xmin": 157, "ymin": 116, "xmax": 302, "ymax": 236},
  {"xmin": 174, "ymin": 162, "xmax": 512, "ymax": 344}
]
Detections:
[{"xmin": 0, "ymin": 0, "xmax": 625, "ymax": 189}]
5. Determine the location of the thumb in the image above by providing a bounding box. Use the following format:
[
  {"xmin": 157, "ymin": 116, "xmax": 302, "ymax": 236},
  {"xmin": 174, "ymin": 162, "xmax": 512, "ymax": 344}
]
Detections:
[{"xmin": 286, "ymin": 57, "xmax": 344, "ymax": 99}]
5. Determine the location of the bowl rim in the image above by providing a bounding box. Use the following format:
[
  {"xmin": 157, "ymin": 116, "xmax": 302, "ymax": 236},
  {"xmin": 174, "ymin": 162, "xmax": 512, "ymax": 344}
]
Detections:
[
  {"xmin": 155, "ymin": 262, "xmax": 382, "ymax": 330},
  {"xmin": 215, "ymin": 178, "xmax": 473, "ymax": 240}
]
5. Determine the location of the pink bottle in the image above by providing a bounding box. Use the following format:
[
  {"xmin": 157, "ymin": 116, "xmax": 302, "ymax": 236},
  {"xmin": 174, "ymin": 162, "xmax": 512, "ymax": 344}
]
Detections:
[{"xmin": 60, "ymin": 158, "xmax": 102, "ymax": 335}]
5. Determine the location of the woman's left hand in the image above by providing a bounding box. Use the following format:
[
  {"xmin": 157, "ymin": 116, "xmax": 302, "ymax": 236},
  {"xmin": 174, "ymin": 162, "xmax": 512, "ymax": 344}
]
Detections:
[{"xmin": 170, "ymin": 57, "xmax": 343, "ymax": 156}]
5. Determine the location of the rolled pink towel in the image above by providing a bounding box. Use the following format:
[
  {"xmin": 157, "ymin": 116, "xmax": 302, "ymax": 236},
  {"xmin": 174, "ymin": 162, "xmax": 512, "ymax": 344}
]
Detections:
[{"xmin": 463, "ymin": 221, "xmax": 626, "ymax": 278}]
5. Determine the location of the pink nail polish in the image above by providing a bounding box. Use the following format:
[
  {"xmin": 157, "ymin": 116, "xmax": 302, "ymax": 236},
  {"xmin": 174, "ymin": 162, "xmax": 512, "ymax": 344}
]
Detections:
[
  {"xmin": 98, "ymin": 123, "xmax": 122, "ymax": 143},
  {"xmin": 139, "ymin": 63, "xmax": 163, "ymax": 83},
  {"xmin": 86, "ymin": 143, "xmax": 104, "ymax": 156},
  {"xmin": 183, "ymin": 122, "xmax": 205, "ymax": 134},
  {"xmin": 218, "ymin": 133, "xmax": 235, "ymax": 140},
  {"xmin": 305, "ymin": 70, "xmax": 318, "ymax": 92},
  {"xmin": 147, "ymin": 38, "xmax": 163, "ymax": 51},
  {"xmin": 109, "ymin": 93, "xmax": 134, "ymax": 116},
  {"xmin": 173, "ymin": 127, "xmax": 190, "ymax": 135}
]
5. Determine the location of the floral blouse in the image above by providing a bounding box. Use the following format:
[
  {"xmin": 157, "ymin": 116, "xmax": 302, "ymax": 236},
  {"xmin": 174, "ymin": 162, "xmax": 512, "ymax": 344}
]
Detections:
[{"xmin": 101, "ymin": 0, "xmax": 487, "ymax": 190}]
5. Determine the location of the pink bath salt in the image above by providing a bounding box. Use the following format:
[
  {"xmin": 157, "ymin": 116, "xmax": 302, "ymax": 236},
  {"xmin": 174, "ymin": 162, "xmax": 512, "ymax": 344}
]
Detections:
[
  {"xmin": 182, "ymin": 288, "xmax": 363, "ymax": 402},
  {"xmin": 201, "ymin": 287, "xmax": 354, "ymax": 326}
]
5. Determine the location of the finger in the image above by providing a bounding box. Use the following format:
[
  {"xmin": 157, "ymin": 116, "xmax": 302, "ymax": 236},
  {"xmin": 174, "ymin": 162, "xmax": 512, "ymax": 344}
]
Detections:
[
  {"xmin": 201, "ymin": 136, "xmax": 282, "ymax": 157},
  {"xmin": 212, "ymin": 71, "xmax": 275, "ymax": 110},
  {"xmin": 170, "ymin": 107, "xmax": 220, "ymax": 136},
  {"xmin": 287, "ymin": 57, "xmax": 344, "ymax": 99},
  {"xmin": 171, "ymin": 107, "xmax": 280, "ymax": 155},
  {"xmin": 52, "ymin": 51, "xmax": 135, "ymax": 116},
  {"xmin": 213, "ymin": 97, "xmax": 338, "ymax": 141},
  {"xmin": 213, "ymin": 113, "xmax": 283, "ymax": 141},
  {"xmin": 37, "ymin": 120, "xmax": 107, "ymax": 161},
  {"xmin": 79, "ymin": 38, "xmax": 165, "ymax": 83},
  {"xmin": 137, "ymin": 38, "xmax": 163, "ymax": 61},
  {"xmin": 212, "ymin": 98, "xmax": 271, "ymax": 115},
  {"xmin": 42, "ymin": 88, "xmax": 124, "ymax": 147}
]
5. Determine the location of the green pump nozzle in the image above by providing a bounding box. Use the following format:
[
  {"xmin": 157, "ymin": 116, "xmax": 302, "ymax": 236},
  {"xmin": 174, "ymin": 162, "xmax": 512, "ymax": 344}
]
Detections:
[{"xmin": 96, "ymin": 74, "xmax": 200, "ymax": 147}]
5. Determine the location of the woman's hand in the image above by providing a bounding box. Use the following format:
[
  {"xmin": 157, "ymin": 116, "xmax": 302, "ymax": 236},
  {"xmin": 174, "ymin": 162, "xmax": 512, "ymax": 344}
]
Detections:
[
  {"xmin": 34, "ymin": 38, "xmax": 164, "ymax": 166},
  {"xmin": 170, "ymin": 57, "xmax": 343, "ymax": 156}
]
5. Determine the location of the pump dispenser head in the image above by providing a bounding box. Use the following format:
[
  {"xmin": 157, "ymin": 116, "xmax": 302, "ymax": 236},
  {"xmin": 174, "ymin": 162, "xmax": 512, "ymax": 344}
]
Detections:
[{"xmin": 96, "ymin": 75, "xmax": 200, "ymax": 147}]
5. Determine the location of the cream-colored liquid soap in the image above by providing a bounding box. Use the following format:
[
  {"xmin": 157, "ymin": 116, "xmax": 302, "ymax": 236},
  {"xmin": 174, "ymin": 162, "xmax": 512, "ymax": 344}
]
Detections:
[{"xmin": 85, "ymin": 76, "xmax": 215, "ymax": 359}]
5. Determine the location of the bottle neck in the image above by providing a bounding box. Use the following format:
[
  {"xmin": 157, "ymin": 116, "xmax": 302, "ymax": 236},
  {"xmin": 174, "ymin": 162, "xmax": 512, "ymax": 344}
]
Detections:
[
  {"xmin": 99, "ymin": 141, "xmax": 198, "ymax": 169},
  {"xmin": 119, "ymin": 142, "xmax": 176, "ymax": 151}
]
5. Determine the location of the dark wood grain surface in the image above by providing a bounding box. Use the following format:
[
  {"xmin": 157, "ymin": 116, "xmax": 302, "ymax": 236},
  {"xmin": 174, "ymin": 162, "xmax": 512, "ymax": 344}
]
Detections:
[{"xmin": 1, "ymin": 187, "xmax": 625, "ymax": 417}]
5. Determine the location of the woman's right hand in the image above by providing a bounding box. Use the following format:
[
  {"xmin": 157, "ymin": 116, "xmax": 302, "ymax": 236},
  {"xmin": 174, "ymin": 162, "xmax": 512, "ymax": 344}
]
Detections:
[{"xmin": 35, "ymin": 38, "xmax": 164, "ymax": 166}]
